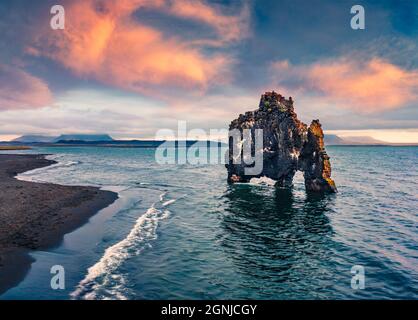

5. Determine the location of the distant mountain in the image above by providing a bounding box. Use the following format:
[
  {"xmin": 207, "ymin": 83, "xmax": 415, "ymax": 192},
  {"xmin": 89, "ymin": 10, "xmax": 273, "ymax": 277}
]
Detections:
[
  {"xmin": 11, "ymin": 133, "xmax": 392, "ymax": 146},
  {"xmin": 52, "ymin": 140, "xmax": 225, "ymax": 148},
  {"xmin": 324, "ymin": 134, "xmax": 346, "ymax": 145},
  {"xmin": 13, "ymin": 135, "xmax": 56, "ymax": 143},
  {"xmin": 53, "ymin": 134, "xmax": 114, "ymax": 142},
  {"xmin": 324, "ymin": 134, "xmax": 388, "ymax": 145},
  {"xmin": 340, "ymin": 136, "xmax": 387, "ymax": 145},
  {"xmin": 13, "ymin": 134, "xmax": 115, "ymax": 143}
]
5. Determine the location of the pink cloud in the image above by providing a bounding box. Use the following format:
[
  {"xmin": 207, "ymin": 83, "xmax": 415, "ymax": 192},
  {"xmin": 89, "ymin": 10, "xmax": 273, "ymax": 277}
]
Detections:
[
  {"xmin": 167, "ymin": 0, "xmax": 250, "ymax": 43},
  {"xmin": 27, "ymin": 0, "xmax": 248, "ymax": 97},
  {"xmin": 0, "ymin": 64, "xmax": 52, "ymax": 110},
  {"xmin": 272, "ymin": 57, "xmax": 418, "ymax": 113}
]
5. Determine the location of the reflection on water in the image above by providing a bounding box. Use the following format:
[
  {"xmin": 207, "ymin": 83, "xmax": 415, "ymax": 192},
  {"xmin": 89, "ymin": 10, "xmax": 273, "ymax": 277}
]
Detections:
[
  {"xmin": 3, "ymin": 146, "xmax": 418, "ymax": 299},
  {"xmin": 219, "ymin": 184, "xmax": 338, "ymax": 297}
]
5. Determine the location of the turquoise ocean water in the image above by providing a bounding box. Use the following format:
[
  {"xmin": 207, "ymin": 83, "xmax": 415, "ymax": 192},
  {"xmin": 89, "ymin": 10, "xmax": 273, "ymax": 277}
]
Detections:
[{"xmin": 1, "ymin": 146, "xmax": 417, "ymax": 299}]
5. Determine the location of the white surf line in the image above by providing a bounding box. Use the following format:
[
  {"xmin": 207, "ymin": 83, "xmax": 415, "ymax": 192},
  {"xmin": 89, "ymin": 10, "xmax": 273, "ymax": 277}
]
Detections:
[
  {"xmin": 249, "ymin": 176, "xmax": 277, "ymax": 186},
  {"xmin": 17, "ymin": 154, "xmax": 80, "ymax": 183},
  {"xmin": 70, "ymin": 193, "xmax": 178, "ymax": 300}
]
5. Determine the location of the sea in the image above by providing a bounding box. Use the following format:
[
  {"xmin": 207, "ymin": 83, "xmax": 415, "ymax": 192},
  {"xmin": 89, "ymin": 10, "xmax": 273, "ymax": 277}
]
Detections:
[{"xmin": 1, "ymin": 146, "xmax": 417, "ymax": 299}]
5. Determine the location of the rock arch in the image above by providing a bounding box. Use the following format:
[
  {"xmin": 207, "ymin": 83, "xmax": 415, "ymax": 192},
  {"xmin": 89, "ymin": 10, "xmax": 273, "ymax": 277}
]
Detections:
[{"xmin": 226, "ymin": 91, "xmax": 337, "ymax": 193}]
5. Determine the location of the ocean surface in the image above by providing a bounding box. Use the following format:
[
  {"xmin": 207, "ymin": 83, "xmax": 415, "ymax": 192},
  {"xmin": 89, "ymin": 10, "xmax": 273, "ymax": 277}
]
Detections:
[{"xmin": 1, "ymin": 146, "xmax": 417, "ymax": 300}]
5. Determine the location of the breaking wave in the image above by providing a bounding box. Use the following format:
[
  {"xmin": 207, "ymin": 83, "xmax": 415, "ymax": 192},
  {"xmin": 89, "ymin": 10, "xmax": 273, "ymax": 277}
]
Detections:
[
  {"xmin": 70, "ymin": 193, "xmax": 176, "ymax": 300},
  {"xmin": 248, "ymin": 176, "xmax": 276, "ymax": 186},
  {"xmin": 17, "ymin": 156, "xmax": 81, "ymax": 183}
]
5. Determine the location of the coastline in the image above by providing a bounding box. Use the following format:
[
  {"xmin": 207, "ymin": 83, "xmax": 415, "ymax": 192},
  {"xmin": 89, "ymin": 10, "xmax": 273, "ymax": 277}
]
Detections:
[{"xmin": 0, "ymin": 154, "xmax": 118, "ymax": 295}]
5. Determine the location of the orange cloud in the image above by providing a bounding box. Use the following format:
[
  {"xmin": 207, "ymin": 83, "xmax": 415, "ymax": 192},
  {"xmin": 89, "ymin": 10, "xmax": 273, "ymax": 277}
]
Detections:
[
  {"xmin": 272, "ymin": 58, "xmax": 418, "ymax": 113},
  {"xmin": 28, "ymin": 0, "xmax": 247, "ymax": 97},
  {"xmin": 0, "ymin": 64, "xmax": 52, "ymax": 110}
]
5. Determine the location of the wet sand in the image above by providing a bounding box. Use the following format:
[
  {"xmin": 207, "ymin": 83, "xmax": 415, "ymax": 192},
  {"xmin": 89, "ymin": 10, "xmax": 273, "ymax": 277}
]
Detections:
[{"xmin": 0, "ymin": 154, "xmax": 118, "ymax": 295}]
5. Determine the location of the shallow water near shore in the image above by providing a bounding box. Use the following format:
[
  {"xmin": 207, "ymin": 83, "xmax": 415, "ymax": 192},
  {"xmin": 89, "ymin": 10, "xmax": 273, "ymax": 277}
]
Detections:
[{"xmin": 1, "ymin": 146, "xmax": 417, "ymax": 299}]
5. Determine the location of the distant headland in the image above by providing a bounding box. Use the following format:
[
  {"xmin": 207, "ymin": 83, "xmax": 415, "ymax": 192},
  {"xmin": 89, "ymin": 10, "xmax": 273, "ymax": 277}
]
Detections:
[
  {"xmin": 1, "ymin": 134, "xmax": 224, "ymax": 148},
  {"xmin": 2, "ymin": 133, "xmax": 415, "ymax": 148}
]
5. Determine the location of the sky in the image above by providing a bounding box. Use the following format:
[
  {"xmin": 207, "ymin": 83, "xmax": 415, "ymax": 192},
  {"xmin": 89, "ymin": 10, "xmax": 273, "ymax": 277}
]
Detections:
[{"xmin": 0, "ymin": 0, "xmax": 417, "ymax": 142}]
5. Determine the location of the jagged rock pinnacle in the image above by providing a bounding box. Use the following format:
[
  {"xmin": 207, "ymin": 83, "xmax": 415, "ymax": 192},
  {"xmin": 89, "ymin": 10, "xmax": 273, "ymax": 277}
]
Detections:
[{"xmin": 226, "ymin": 91, "xmax": 337, "ymax": 193}]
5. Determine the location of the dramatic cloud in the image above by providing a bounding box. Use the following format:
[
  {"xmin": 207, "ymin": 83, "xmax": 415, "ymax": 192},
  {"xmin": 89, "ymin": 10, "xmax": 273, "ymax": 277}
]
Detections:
[
  {"xmin": 0, "ymin": 88, "xmax": 258, "ymax": 140},
  {"xmin": 272, "ymin": 57, "xmax": 418, "ymax": 113},
  {"xmin": 27, "ymin": 0, "xmax": 249, "ymax": 97},
  {"xmin": 0, "ymin": 64, "xmax": 52, "ymax": 110},
  {"xmin": 167, "ymin": 0, "xmax": 250, "ymax": 44},
  {"xmin": 1, "ymin": 0, "xmax": 417, "ymax": 142}
]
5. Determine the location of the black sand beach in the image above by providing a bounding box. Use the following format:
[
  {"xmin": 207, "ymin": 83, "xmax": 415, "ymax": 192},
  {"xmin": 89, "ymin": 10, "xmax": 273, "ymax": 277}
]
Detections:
[{"xmin": 0, "ymin": 154, "xmax": 118, "ymax": 295}]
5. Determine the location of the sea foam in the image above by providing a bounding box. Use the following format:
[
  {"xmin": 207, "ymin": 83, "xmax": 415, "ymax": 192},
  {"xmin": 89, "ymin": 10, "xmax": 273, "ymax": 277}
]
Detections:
[
  {"xmin": 70, "ymin": 193, "xmax": 176, "ymax": 300},
  {"xmin": 17, "ymin": 155, "xmax": 81, "ymax": 183}
]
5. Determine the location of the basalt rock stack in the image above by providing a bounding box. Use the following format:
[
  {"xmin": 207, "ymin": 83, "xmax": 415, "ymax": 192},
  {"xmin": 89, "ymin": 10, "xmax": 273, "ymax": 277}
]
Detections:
[{"xmin": 226, "ymin": 91, "xmax": 337, "ymax": 193}]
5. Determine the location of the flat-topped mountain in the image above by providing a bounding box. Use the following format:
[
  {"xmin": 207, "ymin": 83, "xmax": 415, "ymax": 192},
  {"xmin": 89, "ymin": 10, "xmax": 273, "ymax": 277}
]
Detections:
[
  {"xmin": 13, "ymin": 134, "xmax": 114, "ymax": 143},
  {"xmin": 13, "ymin": 135, "xmax": 56, "ymax": 143}
]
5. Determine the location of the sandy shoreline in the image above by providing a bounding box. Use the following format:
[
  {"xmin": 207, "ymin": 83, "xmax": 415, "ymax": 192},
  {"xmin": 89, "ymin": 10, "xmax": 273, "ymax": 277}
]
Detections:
[{"xmin": 0, "ymin": 154, "xmax": 118, "ymax": 295}]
